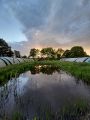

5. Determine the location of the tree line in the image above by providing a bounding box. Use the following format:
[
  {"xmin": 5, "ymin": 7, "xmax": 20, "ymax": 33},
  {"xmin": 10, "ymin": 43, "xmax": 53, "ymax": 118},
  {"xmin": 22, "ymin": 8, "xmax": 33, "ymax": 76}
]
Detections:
[
  {"xmin": 29, "ymin": 46, "xmax": 88, "ymax": 60},
  {"xmin": 0, "ymin": 38, "xmax": 88, "ymax": 59}
]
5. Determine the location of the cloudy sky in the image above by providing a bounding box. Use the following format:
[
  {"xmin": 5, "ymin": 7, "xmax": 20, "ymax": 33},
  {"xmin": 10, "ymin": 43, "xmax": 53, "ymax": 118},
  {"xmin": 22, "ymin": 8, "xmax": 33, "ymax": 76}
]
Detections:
[{"xmin": 0, "ymin": 0, "xmax": 90, "ymax": 55}]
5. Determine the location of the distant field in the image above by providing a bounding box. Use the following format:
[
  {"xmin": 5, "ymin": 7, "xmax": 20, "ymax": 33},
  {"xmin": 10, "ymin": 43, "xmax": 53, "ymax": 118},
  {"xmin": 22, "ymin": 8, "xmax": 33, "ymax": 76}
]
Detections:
[{"xmin": 0, "ymin": 60, "xmax": 90, "ymax": 84}]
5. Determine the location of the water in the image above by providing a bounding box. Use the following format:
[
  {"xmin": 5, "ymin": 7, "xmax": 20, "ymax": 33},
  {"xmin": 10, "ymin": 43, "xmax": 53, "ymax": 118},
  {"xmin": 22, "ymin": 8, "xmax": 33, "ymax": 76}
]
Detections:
[{"xmin": 0, "ymin": 65, "xmax": 90, "ymax": 120}]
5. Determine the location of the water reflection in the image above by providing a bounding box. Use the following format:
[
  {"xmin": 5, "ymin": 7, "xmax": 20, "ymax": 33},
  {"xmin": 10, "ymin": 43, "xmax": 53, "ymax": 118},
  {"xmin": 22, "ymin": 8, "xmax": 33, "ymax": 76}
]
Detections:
[
  {"xmin": 0, "ymin": 65, "xmax": 90, "ymax": 120},
  {"xmin": 30, "ymin": 65, "xmax": 60, "ymax": 75}
]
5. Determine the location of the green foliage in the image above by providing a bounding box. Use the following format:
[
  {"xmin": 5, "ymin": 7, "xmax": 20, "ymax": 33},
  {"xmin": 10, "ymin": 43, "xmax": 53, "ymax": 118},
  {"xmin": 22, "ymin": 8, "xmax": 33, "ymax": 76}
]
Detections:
[
  {"xmin": 28, "ymin": 46, "xmax": 88, "ymax": 59},
  {"xmin": 70, "ymin": 46, "xmax": 87, "ymax": 57},
  {"xmin": 62, "ymin": 50, "xmax": 71, "ymax": 58},
  {"xmin": 63, "ymin": 46, "xmax": 87, "ymax": 58},
  {"xmin": 58, "ymin": 100, "xmax": 89, "ymax": 120},
  {"xmin": 56, "ymin": 48, "xmax": 64, "ymax": 55},
  {"xmin": 41, "ymin": 47, "xmax": 55, "ymax": 58},
  {"xmin": 29, "ymin": 48, "xmax": 39, "ymax": 58},
  {"xmin": 0, "ymin": 61, "xmax": 36, "ymax": 84},
  {"xmin": 56, "ymin": 48, "xmax": 64, "ymax": 59},
  {"xmin": 12, "ymin": 112, "xmax": 22, "ymax": 120}
]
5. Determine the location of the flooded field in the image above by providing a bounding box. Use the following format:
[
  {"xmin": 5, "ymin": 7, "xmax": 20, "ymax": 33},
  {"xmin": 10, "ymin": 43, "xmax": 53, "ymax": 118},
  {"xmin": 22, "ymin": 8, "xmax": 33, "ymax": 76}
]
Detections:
[{"xmin": 0, "ymin": 65, "xmax": 90, "ymax": 120}]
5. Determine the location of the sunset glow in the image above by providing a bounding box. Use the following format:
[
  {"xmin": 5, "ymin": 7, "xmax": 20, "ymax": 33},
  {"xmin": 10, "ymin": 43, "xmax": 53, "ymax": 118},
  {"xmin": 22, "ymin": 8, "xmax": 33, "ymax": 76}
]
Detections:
[{"xmin": 0, "ymin": 0, "xmax": 90, "ymax": 55}]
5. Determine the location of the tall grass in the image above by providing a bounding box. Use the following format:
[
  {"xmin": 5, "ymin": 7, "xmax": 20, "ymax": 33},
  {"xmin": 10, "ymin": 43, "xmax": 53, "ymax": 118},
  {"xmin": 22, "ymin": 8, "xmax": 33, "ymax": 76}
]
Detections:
[
  {"xmin": 11, "ymin": 99, "xmax": 90, "ymax": 120},
  {"xmin": 0, "ymin": 61, "xmax": 36, "ymax": 84},
  {"xmin": 31, "ymin": 99, "xmax": 90, "ymax": 120}
]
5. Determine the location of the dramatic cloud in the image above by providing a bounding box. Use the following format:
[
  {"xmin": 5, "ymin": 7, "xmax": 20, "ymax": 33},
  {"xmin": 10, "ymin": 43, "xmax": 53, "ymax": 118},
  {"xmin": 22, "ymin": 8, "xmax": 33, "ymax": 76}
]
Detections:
[{"xmin": 1, "ymin": 0, "xmax": 90, "ymax": 55}]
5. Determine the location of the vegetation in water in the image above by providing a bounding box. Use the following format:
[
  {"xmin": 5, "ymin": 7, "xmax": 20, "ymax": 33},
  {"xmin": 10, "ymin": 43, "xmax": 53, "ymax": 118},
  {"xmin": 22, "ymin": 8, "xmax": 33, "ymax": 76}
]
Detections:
[{"xmin": 10, "ymin": 100, "xmax": 90, "ymax": 120}]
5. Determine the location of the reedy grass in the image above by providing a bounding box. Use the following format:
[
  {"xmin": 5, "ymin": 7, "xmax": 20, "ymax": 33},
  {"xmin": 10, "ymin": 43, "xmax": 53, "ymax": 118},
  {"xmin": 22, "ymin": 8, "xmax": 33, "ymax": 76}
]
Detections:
[
  {"xmin": 11, "ymin": 99, "xmax": 89, "ymax": 120},
  {"xmin": 0, "ymin": 61, "xmax": 36, "ymax": 84},
  {"xmin": 31, "ymin": 99, "xmax": 90, "ymax": 120}
]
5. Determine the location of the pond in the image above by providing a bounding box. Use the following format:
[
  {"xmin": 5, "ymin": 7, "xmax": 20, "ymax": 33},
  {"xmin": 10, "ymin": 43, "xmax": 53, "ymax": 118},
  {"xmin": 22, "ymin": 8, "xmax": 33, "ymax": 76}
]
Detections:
[{"xmin": 0, "ymin": 65, "xmax": 90, "ymax": 120}]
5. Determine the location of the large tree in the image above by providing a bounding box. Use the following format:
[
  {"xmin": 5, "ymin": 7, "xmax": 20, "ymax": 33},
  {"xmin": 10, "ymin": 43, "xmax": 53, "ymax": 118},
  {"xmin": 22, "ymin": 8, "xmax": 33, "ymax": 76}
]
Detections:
[
  {"xmin": 70, "ymin": 46, "xmax": 87, "ymax": 57},
  {"xmin": 62, "ymin": 50, "xmax": 71, "ymax": 58},
  {"xmin": 0, "ymin": 38, "xmax": 13, "ymax": 57},
  {"xmin": 29, "ymin": 48, "xmax": 39, "ymax": 58},
  {"xmin": 41, "ymin": 47, "xmax": 55, "ymax": 58},
  {"xmin": 62, "ymin": 46, "xmax": 87, "ymax": 58},
  {"xmin": 56, "ymin": 48, "xmax": 64, "ymax": 59}
]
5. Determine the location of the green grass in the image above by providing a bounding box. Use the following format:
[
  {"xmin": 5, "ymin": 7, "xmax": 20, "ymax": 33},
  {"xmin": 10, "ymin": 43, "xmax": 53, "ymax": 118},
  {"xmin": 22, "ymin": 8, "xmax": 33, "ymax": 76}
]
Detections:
[
  {"xmin": 0, "ymin": 61, "xmax": 36, "ymax": 84},
  {"xmin": 58, "ymin": 99, "xmax": 89, "ymax": 120},
  {"xmin": 0, "ymin": 60, "xmax": 90, "ymax": 84}
]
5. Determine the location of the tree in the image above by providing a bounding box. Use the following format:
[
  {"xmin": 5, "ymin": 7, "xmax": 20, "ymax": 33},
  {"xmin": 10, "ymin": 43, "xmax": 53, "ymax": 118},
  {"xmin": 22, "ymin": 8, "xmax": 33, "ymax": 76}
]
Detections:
[
  {"xmin": 62, "ymin": 46, "xmax": 87, "ymax": 58},
  {"xmin": 29, "ymin": 48, "xmax": 39, "ymax": 58},
  {"xmin": 70, "ymin": 46, "xmax": 87, "ymax": 57},
  {"xmin": 0, "ymin": 38, "xmax": 13, "ymax": 57},
  {"xmin": 41, "ymin": 47, "xmax": 55, "ymax": 59},
  {"xmin": 62, "ymin": 50, "xmax": 71, "ymax": 58},
  {"xmin": 56, "ymin": 48, "xmax": 64, "ymax": 59}
]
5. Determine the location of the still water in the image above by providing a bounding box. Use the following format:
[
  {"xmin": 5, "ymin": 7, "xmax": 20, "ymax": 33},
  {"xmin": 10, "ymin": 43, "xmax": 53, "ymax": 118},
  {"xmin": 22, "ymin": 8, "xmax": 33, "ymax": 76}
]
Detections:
[{"xmin": 0, "ymin": 65, "xmax": 90, "ymax": 120}]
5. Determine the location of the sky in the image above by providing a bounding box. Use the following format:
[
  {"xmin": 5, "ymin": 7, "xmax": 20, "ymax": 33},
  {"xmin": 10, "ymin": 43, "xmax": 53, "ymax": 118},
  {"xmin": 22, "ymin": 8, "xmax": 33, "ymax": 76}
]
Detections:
[{"xmin": 0, "ymin": 0, "xmax": 90, "ymax": 55}]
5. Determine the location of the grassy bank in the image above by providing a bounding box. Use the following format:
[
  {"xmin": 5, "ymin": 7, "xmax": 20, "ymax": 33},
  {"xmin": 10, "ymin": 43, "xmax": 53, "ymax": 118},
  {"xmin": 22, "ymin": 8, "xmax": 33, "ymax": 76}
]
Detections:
[
  {"xmin": 0, "ymin": 61, "xmax": 36, "ymax": 84},
  {"xmin": 0, "ymin": 60, "xmax": 90, "ymax": 84}
]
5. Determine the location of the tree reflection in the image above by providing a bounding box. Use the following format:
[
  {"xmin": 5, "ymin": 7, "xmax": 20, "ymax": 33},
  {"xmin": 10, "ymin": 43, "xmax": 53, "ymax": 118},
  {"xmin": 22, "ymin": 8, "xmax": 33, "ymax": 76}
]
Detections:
[{"xmin": 30, "ymin": 65, "xmax": 60, "ymax": 75}]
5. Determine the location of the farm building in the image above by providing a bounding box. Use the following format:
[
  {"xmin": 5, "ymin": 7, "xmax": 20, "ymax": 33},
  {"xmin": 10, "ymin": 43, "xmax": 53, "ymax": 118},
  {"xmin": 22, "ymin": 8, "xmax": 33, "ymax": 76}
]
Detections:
[
  {"xmin": 0, "ymin": 57, "xmax": 28, "ymax": 68},
  {"xmin": 0, "ymin": 59, "xmax": 6, "ymax": 67}
]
